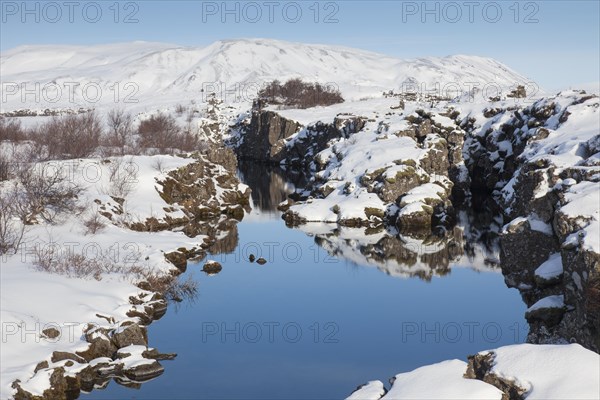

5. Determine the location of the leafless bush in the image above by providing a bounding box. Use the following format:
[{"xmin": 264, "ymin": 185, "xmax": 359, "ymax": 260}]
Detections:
[
  {"xmin": 0, "ymin": 142, "xmax": 42, "ymax": 181},
  {"xmin": 31, "ymin": 112, "xmax": 102, "ymax": 159},
  {"xmin": 32, "ymin": 240, "xmax": 198, "ymax": 301},
  {"xmin": 258, "ymin": 78, "xmax": 344, "ymax": 109},
  {"xmin": 175, "ymin": 104, "xmax": 186, "ymax": 115},
  {"xmin": 83, "ymin": 209, "xmax": 106, "ymax": 235},
  {"xmin": 165, "ymin": 274, "xmax": 198, "ymax": 303},
  {"xmin": 0, "ymin": 187, "xmax": 26, "ymax": 255},
  {"xmin": 34, "ymin": 243, "xmax": 128, "ymax": 280},
  {"xmin": 141, "ymin": 272, "xmax": 198, "ymax": 303},
  {"xmin": 185, "ymin": 108, "xmax": 197, "ymax": 124},
  {"xmin": 0, "ymin": 117, "xmax": 27, "ymax": 141},
  {"xmin": 16, "ymin": 163, "xmax": 83, "ymax": 223},
  {"xmin": 138, "ymin": 113, "xmax": 181, "ymax": 153},
  {"xmin": 151, "ymin": 157, "xmax": 165, "ymax": 173},
  {"xmin": 106, "ymin": 109, "xmax": 134, "ymax": 155},
  {"xmin": 104, "ymin": 157, "xmax": 139, "ymax": 198},
  {"xmin": 180, "ymin": 129, "xmax": 201, "ymax": 152},
  {"xmin": 138, "ymin": 113, "xmax": 201, "ymax": 153}
]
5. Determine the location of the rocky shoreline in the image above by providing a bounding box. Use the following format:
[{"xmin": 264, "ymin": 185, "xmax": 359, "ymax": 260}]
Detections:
[
  {"xmin": 12, "ymin": 292, "xmax": 169, "ymax": 400},
  {"xmin": 5, "ymin": 146, "xmax": 251, "ymax": 399}
]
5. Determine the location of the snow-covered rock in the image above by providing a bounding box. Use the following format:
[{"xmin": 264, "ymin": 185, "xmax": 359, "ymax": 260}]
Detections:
[
  {"xmin": 347, "ymin": 344, "xmax": 600, "ymax": 400},
  {"xmin": 463, "ymin": 90, "xmax": 599, "ymax": 350}
]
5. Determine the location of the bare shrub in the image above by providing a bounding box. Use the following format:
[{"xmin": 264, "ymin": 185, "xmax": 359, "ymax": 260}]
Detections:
[
  {"xmin": 165, "ymin": 274, "xmax": 198, "ymax": 303},
  {"xmin": 0, "ymin": 186, "xmax": 26, "ymax": 254},
  {"xmin": 175, "ymin": 104, "xmax": 186, "ymax": 115},
  {"xmin": 141, "ymin": 273, "xmax": 198, "ymax": 303},
  {"xmin": 106, "ymin": 109, "xmax": 134, "ymax": 155},
  {"xmin": 151, "ymin": 157, "xmax": 165, "ymax": 173},
  {"xmin": 138, "ymin": 113, "xmax": 202, "ymax": 153},
  {"xmin": 179, "ymin": 129, "xmax": 201, "ymax": 152},
  {"xmin": 31, "ymin": 112, "xmax": 102, "ymax": 159},
  {"xmin": 16, "ymin": 163, "xmax": 83, "ymax": 223},
  {"xmin": 138, "ymin": 113, "xmax": 181, "ymax": 153},
  {"xmin": 258, "ymin": 78, "xmax": 344, "ymax": 109},
  {"xmin": 0, "ymin": 117, "xmax": 27, "ymax": 141},
  {"xmin": 83, "ymin": 210, "xmax": 106, "ymax": 235},
  {"xmin": 34, "ymin": 243, "xmax": 125, "ymax": 280},
  {"xmin": 104, "ymin": 157, "xmax": 139, "ymax": 198},
  {"xmin": 32, "ymin": 240, "xmax": 198, "ymax": 302},
  {"xmin": 185, "ymin": 108, "xmax": 197, "ymax": 124}
]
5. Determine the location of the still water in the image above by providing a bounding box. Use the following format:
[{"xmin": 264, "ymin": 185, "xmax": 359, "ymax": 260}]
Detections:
[{"xmin": 86, "ymin": 164, "xmax": 527, "ymax": 399}]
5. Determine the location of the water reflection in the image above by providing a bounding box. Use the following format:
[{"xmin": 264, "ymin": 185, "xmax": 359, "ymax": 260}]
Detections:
[
  {"xmin": 237, "ymin": 160, "xmax": 308, "ymax": 213},
  {"xmin": 84, "ymin": 162, "xmax": 520, "ymax": 400},
  {"xmin": 238, "ymin": 161, "xmax": 503, "ymax": 281}
]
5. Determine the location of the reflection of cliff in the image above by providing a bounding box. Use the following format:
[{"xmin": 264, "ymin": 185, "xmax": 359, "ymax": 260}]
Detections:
[
  {"xmin": 237, "ymin": 160, "xmax": 308, "ymax": 212},
  {"xmin": 205, "ymin": 218, "xmax": 240, "ymax": 255},
  {"xmin": 297, "ymin": 206, "xmax": 502, "ymax": 281}
]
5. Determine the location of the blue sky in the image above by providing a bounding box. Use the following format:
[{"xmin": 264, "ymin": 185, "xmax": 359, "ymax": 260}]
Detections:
[{"xmin": 1, "ymin": 0, "xmax": 598, "ymax": 90}]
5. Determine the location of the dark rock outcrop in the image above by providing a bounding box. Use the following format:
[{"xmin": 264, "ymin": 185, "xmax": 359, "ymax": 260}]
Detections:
[
  {"xmin": 235, "ymin": 108, "xmax": 367, "ymax": 165},
  {"xmin": 236, "ymin": 110, "xmax": 302, "ymax": 162},
  {"xmin": 464, "ymin": 352, "xmax": 527, "ymax": 400}
]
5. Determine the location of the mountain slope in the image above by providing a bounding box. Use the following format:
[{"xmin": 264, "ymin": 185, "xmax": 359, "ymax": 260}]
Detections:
[{"xmin": 0, "ymin": 38, "xmax": 531, "ymax": 110}]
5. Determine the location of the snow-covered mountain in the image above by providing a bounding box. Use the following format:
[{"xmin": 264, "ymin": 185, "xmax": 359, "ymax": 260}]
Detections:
[{"xmin": 0, "ymin": 38, "xmax": 531, "ymax": 110}]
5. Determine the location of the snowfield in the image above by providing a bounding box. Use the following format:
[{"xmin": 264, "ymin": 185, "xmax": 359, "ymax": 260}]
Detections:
[{"xmin": 1, "ymin": 39, "xmax": 532, "ymax": 112}]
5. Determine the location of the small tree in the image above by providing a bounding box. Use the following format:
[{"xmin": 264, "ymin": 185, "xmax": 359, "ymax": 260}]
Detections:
[
  {"xmin": 16, "ymin": 163, "xmax": 83, "ymax": 223},
  {"xmin": 0, "ymin": 186, "xmax": 26, "ymax": 255},
  {"xmin": 106, "ymin": 109, "xmax": 134, "ymax": 155}
]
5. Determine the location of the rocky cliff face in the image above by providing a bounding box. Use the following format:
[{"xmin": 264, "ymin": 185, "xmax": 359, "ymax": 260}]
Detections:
[
  {"xmin": 463, "ymin": 91, "xmax": 600, "ymax": 351},
  {"xmin": 235, "ymin": 109, "xmax": 302, "ymax": 162},
  {"xmin": 233, "ymin": 100, "xmax": 470, "ymax": 230},
  {"xmin": 233, "ymin": 106, "xmax": 368, "ymax": 165}
]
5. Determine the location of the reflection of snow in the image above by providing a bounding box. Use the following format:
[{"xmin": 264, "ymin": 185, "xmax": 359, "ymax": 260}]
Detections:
[{"xmin": 295, "ymin": 213, "xmax": 502, "ymax": 281}]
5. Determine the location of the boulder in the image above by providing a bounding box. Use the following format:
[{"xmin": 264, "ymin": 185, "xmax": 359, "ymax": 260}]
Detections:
[
  {"xmin": 464, "ymin": 352, "xmax": 527, "ymax": 400},
  {"xmin": 112, "ymin": 323, "xmax": 148, "ymax": 348},
  {"xmin": 41, "ymin": 327, "xmax": 61, "ymax": 339},
  {"xmin": 202, "ymin": 260, "xmax": 223, "ymax": 274},
  {"xmin": 122, "ymin": 361, "xmax": 164, "ymax": 381}
]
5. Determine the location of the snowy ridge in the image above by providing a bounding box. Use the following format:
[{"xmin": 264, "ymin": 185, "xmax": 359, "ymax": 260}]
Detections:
[{"xmin": 1, "ymin": 39, "xmax": 531, "ymax": 110}]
